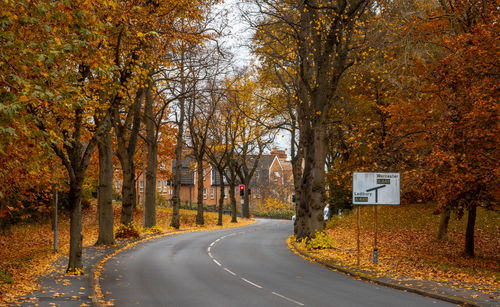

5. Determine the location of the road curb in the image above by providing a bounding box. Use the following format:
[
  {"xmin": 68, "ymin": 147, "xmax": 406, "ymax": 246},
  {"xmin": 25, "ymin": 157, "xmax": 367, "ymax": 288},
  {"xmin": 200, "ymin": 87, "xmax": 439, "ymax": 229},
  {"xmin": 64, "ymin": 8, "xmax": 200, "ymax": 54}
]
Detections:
[
  {"xmin": 89, "ymin": 230, "xmax": 193, "ymax": 306},
  {"xmin": 90, "ymin": 220, "xmax": 257, "ymax": 307},
  {"xmin": 289, "ymin": 239, "xmax": 481, "ymax": 307}
]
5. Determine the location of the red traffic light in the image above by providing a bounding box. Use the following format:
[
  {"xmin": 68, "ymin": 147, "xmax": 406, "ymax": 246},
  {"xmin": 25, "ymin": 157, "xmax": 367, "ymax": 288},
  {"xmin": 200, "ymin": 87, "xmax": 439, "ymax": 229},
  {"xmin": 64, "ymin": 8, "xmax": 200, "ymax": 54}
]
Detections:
[{"xmin": 239, "ymin": 185, "xmax": 245, "ymax": 196}]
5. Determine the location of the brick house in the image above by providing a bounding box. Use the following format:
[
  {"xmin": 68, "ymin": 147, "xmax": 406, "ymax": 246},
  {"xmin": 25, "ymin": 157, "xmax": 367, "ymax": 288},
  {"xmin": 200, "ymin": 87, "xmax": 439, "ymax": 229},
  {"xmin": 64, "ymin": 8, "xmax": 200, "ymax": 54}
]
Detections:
[
  {"xmin": 250, "ymin": 148, "xmax": 294, "ymax": 208},
  {"xmin": 117, "ymin": 148, "xmax": 293, "ymax": 211}
]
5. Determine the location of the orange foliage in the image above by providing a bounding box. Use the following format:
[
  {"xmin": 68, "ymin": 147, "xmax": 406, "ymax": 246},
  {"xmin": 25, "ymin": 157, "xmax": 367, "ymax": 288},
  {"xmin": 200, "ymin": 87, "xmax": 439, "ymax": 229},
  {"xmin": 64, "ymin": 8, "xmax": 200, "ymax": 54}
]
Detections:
[{"xmin": 306, "ymin": 204, "xmax": 499, "ymax": 296}]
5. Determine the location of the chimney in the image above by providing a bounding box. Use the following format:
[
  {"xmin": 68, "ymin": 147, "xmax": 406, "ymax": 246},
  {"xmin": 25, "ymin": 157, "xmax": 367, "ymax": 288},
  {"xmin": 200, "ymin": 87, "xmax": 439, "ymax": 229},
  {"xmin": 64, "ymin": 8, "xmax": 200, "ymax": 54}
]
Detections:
[{"xmin": 271, "ymin": 147, "xmax": 287, "ymax": 161}]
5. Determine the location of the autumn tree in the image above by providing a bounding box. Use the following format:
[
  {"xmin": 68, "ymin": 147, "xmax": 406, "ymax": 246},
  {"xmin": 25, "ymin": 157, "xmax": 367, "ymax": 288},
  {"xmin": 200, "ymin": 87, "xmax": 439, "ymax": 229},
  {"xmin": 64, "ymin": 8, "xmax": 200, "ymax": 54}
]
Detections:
[
  {"xmin": 249, "ymin": 0, "xmax": 371, "ymax": 238},
  {"xmin": 226, "ymin": 74, "xmax": 276, "ymax": 219},
  {"xmin": 4, "ymin": 0, "xmax": 118, "ymax": 272},
  {"xmin": 204, "ymin": 81, "xmax": 235, "ymax": 226},
  {"xmin": 185, "ymin": 45, "xmax": 229, "ymax": 225},
  {"xmin": 385, "ymin": 0, "xmax": 499, "ymax": 256}
]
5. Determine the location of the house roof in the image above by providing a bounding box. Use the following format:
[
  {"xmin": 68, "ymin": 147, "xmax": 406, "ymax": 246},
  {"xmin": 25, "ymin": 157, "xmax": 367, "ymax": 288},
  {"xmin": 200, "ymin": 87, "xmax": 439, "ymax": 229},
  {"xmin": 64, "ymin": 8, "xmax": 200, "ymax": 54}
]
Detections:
[
  {"xmin": 172, "ymin": 158, "xmax": 195, "ymax": 185},
  {"xmin": 257, "ymin": 155, "xmax": 276, "ymax": 170}
]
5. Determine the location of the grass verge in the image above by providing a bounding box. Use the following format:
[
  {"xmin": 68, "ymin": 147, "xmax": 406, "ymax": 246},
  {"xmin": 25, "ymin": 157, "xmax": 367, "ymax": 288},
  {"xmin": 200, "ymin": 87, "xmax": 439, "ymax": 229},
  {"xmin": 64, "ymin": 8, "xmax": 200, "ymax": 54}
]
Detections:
[
  {"xmin": 0, "ymin": 201, "xmax": 254, "ymax": 304},
  {"xmin": 293, "ymin": 203, "xmax": 499, "ymax": 297}
]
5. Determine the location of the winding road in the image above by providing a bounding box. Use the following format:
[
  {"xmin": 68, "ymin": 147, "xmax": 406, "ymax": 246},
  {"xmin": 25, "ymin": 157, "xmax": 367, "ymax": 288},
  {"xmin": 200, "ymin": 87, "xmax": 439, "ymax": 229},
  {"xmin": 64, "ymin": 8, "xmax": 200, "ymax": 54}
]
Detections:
[{"xmin": 100, "ymin": 219, "xmax": 453, "ymax": 306}]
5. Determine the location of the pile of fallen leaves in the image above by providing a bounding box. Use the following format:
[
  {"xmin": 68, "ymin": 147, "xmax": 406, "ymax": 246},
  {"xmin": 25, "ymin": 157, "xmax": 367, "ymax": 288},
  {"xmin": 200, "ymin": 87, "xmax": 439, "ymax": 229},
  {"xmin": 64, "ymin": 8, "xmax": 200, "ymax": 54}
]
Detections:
[
  {"xmin": 0, "ymin": 202, "xmax": 253, "ymax": 304},
  {"xmin": 300, "ymin": 203, "xmax": 499, "ymax": 296}
]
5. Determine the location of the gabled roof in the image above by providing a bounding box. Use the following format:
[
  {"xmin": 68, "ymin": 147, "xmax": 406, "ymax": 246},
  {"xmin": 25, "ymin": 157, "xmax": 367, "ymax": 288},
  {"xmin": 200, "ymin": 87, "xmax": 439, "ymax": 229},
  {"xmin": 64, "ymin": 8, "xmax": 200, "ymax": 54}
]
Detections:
[{"xmin": 257, "ymin": 155, "xmax": 276, "ymax": 170}]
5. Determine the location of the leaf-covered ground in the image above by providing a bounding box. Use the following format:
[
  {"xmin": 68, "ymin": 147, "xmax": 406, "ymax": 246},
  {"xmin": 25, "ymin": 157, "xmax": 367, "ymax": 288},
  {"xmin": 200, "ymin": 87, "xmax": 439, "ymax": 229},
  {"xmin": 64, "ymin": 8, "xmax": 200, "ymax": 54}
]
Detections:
[
  {"xmin": 301, "ymin": 203, "xmax": 499, "ymax": 298},
  {"xmin": 0, "ymin": 202, "xmax": 253, "ymax": 304}
]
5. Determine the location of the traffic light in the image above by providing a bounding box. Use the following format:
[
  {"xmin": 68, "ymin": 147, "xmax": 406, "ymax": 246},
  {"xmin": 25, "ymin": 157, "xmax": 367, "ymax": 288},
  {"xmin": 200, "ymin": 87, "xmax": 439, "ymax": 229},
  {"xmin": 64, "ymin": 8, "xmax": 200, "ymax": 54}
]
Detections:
[
  {"xmin": 239, "ymin": 185, "xmax": 245, "ymax": 196},
  {"xmin": 292, "ymin": 193, "xmax": 296, "ymax": 203}
]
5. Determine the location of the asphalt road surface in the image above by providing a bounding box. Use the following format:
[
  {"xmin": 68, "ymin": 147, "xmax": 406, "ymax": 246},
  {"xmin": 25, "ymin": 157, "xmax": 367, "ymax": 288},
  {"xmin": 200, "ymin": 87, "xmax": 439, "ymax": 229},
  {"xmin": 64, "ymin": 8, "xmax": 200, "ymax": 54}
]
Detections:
[{"xmin": 100, "ymin": 219, "xmax": 454, "ymax": 307}]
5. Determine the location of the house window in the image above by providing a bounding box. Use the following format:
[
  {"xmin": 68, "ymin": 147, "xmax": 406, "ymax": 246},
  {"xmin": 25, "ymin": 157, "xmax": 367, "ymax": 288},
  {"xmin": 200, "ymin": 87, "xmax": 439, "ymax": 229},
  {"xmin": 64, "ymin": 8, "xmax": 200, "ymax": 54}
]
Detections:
[
  {"xmin": 115, "ymin": 180, "xmax": 120, "ymax": 190},
  {"xmin": 224, "ymin": 187, "xmax": 228, "ymax": 199},
  {"xmin": 210, "ymin": 187, "xmax": 214, "ymax": 199},
  {"xmin": 157, "ymin": 180, "xmax": 162, "ymax": 192},
  {"xmin": 140, "ymin": 180, "xmax": 144, "ymax": 192},
  {"xmin": 163, "ymin": 180, "xmax": 168, "ymax": 192},
  {"xmin": 203, "ymin": 188, "xmax": 207, "ymax": 199}
]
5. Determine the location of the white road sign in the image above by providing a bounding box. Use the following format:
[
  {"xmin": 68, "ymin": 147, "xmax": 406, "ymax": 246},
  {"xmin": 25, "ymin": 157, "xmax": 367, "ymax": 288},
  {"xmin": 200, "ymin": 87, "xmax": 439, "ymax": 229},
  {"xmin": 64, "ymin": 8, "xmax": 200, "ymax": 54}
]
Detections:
[{"xmin": 352, "ymin": 172, "xmax": 400, "ymax": 205}]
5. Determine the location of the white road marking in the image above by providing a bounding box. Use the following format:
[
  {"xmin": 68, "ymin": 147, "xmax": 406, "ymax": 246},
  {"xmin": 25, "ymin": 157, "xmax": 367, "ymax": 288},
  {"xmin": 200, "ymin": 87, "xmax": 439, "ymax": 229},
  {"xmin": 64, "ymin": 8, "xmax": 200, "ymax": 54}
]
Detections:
[
  {"xmin": 206, "ymin": 226, "xmax": 306, "ymax": 306},
  {"xmin": 241, "ymin": 278, "xmax": 262, "ymax": 289},
  {"xmin": 272, "ymin": 291, "xmax": 305, "ymax": 306}
]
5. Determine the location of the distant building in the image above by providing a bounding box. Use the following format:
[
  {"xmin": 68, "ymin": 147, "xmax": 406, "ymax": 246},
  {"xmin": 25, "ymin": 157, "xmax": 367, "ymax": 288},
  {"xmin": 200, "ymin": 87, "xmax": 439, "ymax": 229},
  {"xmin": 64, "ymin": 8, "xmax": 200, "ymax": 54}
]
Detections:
[{"xmin": 115, "ymin": 147, "xmax": 294, "ymax": 211}]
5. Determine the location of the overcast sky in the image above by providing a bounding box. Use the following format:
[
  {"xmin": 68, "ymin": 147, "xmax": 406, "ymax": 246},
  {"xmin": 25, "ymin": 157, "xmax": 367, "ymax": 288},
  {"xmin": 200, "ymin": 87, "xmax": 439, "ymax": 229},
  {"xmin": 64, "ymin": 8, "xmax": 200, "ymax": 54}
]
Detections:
[{"xmin": 215, "ymin": 0, "xmax": 292, "ymax": 157}]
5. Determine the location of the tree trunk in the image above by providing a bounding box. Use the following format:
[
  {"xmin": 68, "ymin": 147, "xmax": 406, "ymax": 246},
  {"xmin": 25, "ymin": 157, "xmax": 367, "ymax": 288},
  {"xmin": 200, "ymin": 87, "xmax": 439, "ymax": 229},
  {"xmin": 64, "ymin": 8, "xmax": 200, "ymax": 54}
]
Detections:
[
  {"xmin": 242, "ymin": 181, "xmax": 250, "ymax": 219},
  {"xmin": 297, "ymin": 117, "xmax": 327, "ymax": 238},
  {"xmin": 114, "ymin": 88, "xmax": 143, "ymax": 225},
  {"xmin": 437, "ymin": 207, "xmax": 451, "ymax": 241},
  {"xmin": 464, "ymin": 205, "xmax": 476, "ymax": 257},
  {"xmin": 144, "ymin": 84, "xmax": 157, "ymax": 228},
  {"xmin": 67, "ymin": 182, "xmax": 83, "ymax": 273},
  {"xmin": 310, "ymin": 127, "xmax": 327, "ymax": 235},
  {"xmin": 118, "ymin": 156, "xmax": 135, "ymax": 226},
  {"xmin": 217, "ymin": 169, "xmax": 225, "ymax": 226},
  {"xmin": 229, "ymin": 180, "xmax": 237, "ymax": 223},
  {"xmin": 170, "ymin": 150, "xmax": 182, "ymax": 229},
  {"xmin": 96, "ymin": 131, "xmax": 115, "ymax": 245},
  {"xmin": 171, "ymin": 52, "xmax": 186, "ymax": 229},
  {"xmin": 196, "ymin": 159, "xmax": 204, "ymax": 225}
]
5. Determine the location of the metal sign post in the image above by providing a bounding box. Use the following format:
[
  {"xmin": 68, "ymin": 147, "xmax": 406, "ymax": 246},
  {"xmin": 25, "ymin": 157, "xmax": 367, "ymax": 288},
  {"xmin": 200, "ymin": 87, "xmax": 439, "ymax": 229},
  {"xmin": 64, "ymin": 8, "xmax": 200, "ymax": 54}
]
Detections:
[
  {"xmin": 357, "ymin": 205, "xmax": 360, "ymax": 266},
  {"xmin": 54, "ymin": 188, "xmax": 58, "ymax": 253},
  {"xmin": 143, "ymin": 146, "xmax": 146, "ymax": 228},
  {"xmin": 353, "ymin": 172, "xmax": 400, "ymax": 265},
  {"xmin": 373, "ymin": 205, "xmax": 378, "ymax": 265}
]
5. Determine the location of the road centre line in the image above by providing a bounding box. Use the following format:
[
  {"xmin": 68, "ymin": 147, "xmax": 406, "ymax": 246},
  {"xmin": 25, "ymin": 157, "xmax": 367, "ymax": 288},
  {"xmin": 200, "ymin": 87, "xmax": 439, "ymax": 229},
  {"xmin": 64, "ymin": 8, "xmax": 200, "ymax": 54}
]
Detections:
[
  {"xmin": 272, "ymin": 292, "xmax": 305, "ymax": 306},
  {"xmin": 241, "ymin": 278, "xmax": 263, "ymax": 289},
  {"xmin": 207, "ymin": 228, "xmax": 306, "ymax": 306}
]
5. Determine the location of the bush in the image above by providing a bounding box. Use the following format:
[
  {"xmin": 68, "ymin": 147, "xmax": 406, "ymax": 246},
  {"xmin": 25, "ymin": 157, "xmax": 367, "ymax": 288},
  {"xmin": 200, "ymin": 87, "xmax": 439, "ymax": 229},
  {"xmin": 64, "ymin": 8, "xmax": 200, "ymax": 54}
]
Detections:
[
  {"xmin": 304, "ymin": 231, "xmax": 335, "ymax": 250},
  {"xmin": 253, "ymin": 198, "xmax": 294, "ymax": 219},
  {"xmin": 115, "ymin": 222, "xmax": 140, "ymax": 239},
  {"xmin": 0, "ymin": 270, "xmax": 13, "ymax": 284},
  {"xmin": 252, "ymin": 209, "xmax": 295, "ymax": 220}
]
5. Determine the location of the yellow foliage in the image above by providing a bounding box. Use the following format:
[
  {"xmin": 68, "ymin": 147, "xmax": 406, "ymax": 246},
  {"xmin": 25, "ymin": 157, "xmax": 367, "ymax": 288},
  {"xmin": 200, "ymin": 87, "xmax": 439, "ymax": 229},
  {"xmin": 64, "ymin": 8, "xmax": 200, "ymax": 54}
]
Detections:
[
  {"xmin": 256, "ymin": 197, "xmax": 291, "ymax": 212},
  {"xmin": 303, "ymin": 231, "xmax": 335, "ymax": 250}
]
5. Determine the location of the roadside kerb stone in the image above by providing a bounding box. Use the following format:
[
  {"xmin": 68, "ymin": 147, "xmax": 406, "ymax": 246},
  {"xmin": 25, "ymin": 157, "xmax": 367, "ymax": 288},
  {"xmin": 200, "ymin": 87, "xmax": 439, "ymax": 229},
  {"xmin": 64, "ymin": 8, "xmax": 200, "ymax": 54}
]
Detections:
[{"xmin": 289, "ymin": 239, "xmax": 492, "ymax": 307}]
